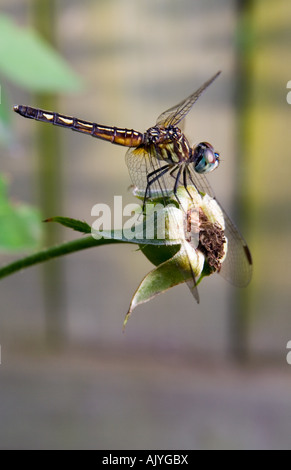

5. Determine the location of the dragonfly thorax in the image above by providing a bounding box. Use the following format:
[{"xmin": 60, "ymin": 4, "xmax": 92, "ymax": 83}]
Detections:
[
  {"xmin": 145, "ymin": 125, "xmax": 182, "ymax": 144},
  {"xmin": 145, "ymin": 125, "xmax": 191, "ymax": 164}
]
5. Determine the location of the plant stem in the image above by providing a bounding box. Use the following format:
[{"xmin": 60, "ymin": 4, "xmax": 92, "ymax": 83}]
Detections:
[{"xmin": 0, "ymin": 236, "xmax": 123, "ymax": 281}]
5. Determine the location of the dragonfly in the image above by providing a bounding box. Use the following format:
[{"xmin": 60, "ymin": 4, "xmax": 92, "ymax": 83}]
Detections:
[{"xmin": 14, "ymin": 71, "xmax": 252, "ymax": 302}]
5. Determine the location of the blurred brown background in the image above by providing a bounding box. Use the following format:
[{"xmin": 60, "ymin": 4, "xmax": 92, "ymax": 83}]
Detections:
[{"xmin": 0, "ymin": 0, "xmax": 291, "ymax": 449}]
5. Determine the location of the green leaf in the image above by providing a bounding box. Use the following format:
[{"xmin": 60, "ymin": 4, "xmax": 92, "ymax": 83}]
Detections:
[
  {"xmin": 139, "ymin": 242, "xmax": 180, "ymax": 266},
  {"xmin": 0, "ymin": 175, "xmax": 42, "ymax": 251},
  {"xmin": 0, "ymin": 15, "xmax": 83, "ymax": 92},
  {"xmin": 124, "ymin": 249, "xmax": 191, "ymax": 328},
  {"xmin": 45, "ymin": 214, "xmax": 183, "ymax": 249},
  {"xmin": 45, "ymin": 216, "xmax": 92, "ymax": 234}
]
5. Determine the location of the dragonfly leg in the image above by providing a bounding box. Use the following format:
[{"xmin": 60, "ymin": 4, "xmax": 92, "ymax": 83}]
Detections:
[
  {"xmin": 185, "ymin": 167, "xmax": 201, "ymax": 196},
  {"xmin": 172, "ymin": 165, "xmax": 183, "ymax": 195},
  {"xmin": 168, "ymin": 165, "xmax": 185, "ymax": 211},
  {"xmin": 183, "ymin": 167, "xmax": 195, "ymax": 202},
  {"xmin": 143, "ymin": 164, "xmax": 171, "ymax": 212}
]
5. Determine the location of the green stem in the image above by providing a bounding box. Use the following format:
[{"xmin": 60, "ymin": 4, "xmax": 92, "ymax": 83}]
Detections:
[{"xmin": 0, "ymin": 236, "xmax": 123, "ymax": 281}]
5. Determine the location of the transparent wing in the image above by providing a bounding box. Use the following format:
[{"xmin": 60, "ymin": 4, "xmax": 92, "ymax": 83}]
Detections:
[
  {"xmin": 126, "ymin": 145, "xmax": 175, "ymax": 195},
  {"xmin": 125, "ymin": 146, "xmax": 200, "ymax": 303},
  {"xmin": 156, "ymin": 71, "xmax": 221, "ymax": 128},
  {"xmin": 218, "ymin": 210, "xmax": 253, "ymax": 287},
  {"xmin": 187, "ymin": 169, "xmax": 253, "ymax": 287}
]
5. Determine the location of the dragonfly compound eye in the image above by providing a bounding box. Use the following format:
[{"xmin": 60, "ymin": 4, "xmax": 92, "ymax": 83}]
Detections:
[{"xmin": 193, "ymin": 142, "xmax": 220, "ymax": 174}]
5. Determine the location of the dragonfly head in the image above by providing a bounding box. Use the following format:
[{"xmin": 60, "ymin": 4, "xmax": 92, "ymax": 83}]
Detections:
[{"xmin": 192, "ymin": 142, "xmax": 220, "ymax": 174}]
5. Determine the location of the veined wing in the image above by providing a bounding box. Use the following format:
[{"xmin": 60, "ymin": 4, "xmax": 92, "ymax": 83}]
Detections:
[
  {"xmin": 156, "ymin": 71, "xmax": 221, "ymax": 128},
  {"xmin": 126, "ymin": 145, "xmax": 176, "ymax": 196},
  {"xmin": 126, "ymin": 145, "xmax": 200, "ymax": 303},
  {"xmin": 187, "ymin": 169, "xmax": 253, "ymax": 287},
  {"xmin": 218, "ymin": 209, "xmax": 253, "ymax": 287}
]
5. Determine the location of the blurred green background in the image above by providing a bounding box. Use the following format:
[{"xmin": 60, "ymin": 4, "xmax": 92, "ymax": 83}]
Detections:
[{"xmin": 0, "ymin": 0, "xmax": 291, "ymax": 450}]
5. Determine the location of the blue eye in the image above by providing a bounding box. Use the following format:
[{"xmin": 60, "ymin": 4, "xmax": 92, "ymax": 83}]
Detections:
[{"xmin": 192, "ymin": 142, "xmax": 220, "ymax": 174}]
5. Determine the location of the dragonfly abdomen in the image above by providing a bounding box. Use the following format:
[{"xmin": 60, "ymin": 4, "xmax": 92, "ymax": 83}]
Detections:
[
  {"xmin": 91, "ymin": 124, "xmax": 144, "ymax": 147},
  {"xmin": 13, "ymin": 105, "xmax": 144, "ymax": 147}
]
